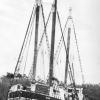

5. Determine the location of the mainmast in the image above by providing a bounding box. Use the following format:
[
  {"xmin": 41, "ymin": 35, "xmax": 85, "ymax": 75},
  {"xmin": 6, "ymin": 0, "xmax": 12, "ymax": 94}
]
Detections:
[
  {"xmin": 33, "ymin": 0, "xmax": 40, "ymax": 80},
  {"xmin": 64, "ymin": 27, "xmax": 71, "ymax": 84},
  {"xmin": 49, "ymin": 0, "xmax": 57, "ymax": 86}
]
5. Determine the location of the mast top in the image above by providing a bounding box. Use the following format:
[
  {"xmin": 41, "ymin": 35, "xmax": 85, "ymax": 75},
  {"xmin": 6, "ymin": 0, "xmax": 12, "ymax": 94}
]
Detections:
[
  {"xmin": 52, "ymin": 0, "xmax": 57, "ymax": 12},
  {"xmin": 35, "ymin": 0, "xmax": 42, "ymax": 5},
  {"xmin": 68, "ymin": 7, "xmax": 72, "ymax": 19}
]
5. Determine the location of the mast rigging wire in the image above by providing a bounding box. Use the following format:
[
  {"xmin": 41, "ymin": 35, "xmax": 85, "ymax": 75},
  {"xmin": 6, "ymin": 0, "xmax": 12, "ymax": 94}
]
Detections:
[
  {"xmin": 71, "ymin": 18, "xmax": 85, "ymax": 84},
  {"xmin": 56, "ymin": 11, "xmax": 67, "ymax": 54},
  {"xmin": 54, "ymin": 15, "xmax": 69, "ymax": 66},
  {"xmin": 68, "ymin": 62, "xmax": 78, "ymax": 97},
  {"xmin": 23, "ymin": 13, "xmax": 36, "ymax": 75},
  {"xmin": 56, "ymin": 10, "xmax": 85, "ymax": 85},
  {"xmin": 28, "ymin": 4, "xmax": 52, "ymax": 80},
  {"xmin": 37, "ymin": 6, "xmax": 52, "ymax": 55},
  {"xmin": 14, "ymin": 5, "xmax": 36, "ymax": 76},
  {"xmin": 41, "ymin": 4, "xmax": 50, "ymax": 53}
]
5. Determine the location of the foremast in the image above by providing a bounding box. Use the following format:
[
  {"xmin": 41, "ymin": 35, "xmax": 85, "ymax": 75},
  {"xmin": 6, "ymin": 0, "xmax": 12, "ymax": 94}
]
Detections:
[{"xmin": 32, "ymin": 0, "xmax": 41, "ymax": 80}]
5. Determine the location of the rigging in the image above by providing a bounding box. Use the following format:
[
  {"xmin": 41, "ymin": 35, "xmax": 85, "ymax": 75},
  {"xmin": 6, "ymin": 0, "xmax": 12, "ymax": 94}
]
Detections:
[
  {"xmin": 14, "ymin": 5, "xmax": 36, "ymax": 76},
  {"xmin": 71, "ymin": 18, "xmax": 85, "ymax": 84}
]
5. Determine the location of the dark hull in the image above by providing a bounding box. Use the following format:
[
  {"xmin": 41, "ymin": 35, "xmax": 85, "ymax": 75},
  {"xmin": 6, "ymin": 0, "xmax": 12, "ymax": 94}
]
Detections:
[{"xmin": 8, "ymin": 91, "xmax": 61, "ymax": 100}]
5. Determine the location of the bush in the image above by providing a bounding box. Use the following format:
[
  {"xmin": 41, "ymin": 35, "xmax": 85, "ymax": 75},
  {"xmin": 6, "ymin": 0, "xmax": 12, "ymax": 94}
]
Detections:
[
  {"xmin": 83, "ymin": 84, "xmax": 100, "ymax": 100},
  {"xmin": 0, "ymin": 73, "xmax": 31, "ymax": 100}
]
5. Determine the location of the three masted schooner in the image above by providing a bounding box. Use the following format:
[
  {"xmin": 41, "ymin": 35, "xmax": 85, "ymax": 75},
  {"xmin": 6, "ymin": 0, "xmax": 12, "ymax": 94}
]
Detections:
[{"xmin": 7, "ymin": 0, "xmax": 84, "ymax": 100}]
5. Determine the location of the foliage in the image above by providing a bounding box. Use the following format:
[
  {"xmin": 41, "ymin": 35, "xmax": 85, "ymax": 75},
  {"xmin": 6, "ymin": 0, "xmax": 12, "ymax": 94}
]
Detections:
[
  {"xmin": 83, "ymin": 84, "xmax": 100, "ymax": 100},
  {"xmin": 0, "ymin": 73, "xmax": 31, "ymax": 100},
  {"xmin": 0, "ymin": 73, "xmax": 100, "ymax": 100},
  {"xmin": 6, "ymin": 72, "xmax": 14, "ymax": 79},
  {"xmin": 0, "ymin": 82, "xmax": 9, "ymax": 100}
]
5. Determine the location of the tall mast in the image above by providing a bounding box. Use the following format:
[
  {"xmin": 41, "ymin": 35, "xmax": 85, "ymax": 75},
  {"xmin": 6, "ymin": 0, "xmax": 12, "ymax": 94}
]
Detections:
[
  {"xmin": 64, "ymin": 27, "xmax": 71, "ymax": 84},
  {"xmin": 49, "ymin": 0, "xmax": 57, "ymax": 86},
  {"xmin": 33, "ymin": 0, "xmax": 40, "ymax": 80}
]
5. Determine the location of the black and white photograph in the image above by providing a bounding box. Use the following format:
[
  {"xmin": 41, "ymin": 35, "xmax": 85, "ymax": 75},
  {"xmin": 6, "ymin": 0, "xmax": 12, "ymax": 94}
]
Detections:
[{"xmin": 0, "ymin": 0, "xmax": 100, "ymax": 100}]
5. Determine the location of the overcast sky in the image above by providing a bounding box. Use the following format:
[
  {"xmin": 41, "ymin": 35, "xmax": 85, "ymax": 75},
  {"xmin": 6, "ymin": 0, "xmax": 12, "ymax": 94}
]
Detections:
[{"xmin": 0, "ymin": 0, "xmax": 100, "ymax": 84}]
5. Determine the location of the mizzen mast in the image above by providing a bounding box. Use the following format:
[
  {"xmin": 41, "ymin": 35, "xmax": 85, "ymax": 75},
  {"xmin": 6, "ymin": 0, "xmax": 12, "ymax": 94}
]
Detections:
[
  {"xmin": 64, "ymin": 8, "xmax": 72, "ymax": 84},
  {"xmin": 64, "ymin": 28, "xmax": 71, "ymax": 84}
]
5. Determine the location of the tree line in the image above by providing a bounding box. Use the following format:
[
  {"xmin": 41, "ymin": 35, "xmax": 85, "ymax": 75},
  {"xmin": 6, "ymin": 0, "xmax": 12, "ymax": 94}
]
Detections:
[{"xmin": 0, "ymin": 73, "xmax": 100, "ymax": 100}]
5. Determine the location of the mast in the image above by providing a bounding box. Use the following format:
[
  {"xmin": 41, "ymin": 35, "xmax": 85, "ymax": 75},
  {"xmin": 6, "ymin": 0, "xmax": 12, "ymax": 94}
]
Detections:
[
  {"xmin": 49, "ymin": 0, "xmax": 57, "ymax": 86},
  {"xmin": 32, "ymin": 0, "xmax": 40, "ymax": 80},
  {"xmin": 64, "ymin": 27, "xmax": 71, "ymax": 84}
]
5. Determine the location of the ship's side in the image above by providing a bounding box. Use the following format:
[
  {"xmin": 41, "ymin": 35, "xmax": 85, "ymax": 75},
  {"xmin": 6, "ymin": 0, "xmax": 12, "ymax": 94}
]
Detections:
[
  {"xmin": 8, "ymin": 81, "xmax": 66, "ymax": 100},
  {"xmin": 8, "ymin": 79, "xmax": 83, "ymax": 100}
]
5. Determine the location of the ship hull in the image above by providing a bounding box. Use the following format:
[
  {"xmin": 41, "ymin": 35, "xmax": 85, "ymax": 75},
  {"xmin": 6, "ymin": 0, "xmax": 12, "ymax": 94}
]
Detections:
[{"xmin": 8, "ymin": 90, "xmax": 61, "ymax": 100}]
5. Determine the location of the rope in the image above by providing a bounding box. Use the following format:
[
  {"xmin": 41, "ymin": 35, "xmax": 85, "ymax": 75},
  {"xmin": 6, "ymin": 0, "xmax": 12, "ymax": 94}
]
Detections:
[
  {"xmin": 56, "ymin": 11, "xmax": 67, "ymax": 55},
  {"xmin": 54, "ymin": 14, "xmax": 69, "ymax": 66},
  {"xmin": 71, "ymin": 18, "xmax": 85, "ymax": 84},
  {"xmin": 37, "ymin": 5, "xmax": 52, "ymax": 55},
  {"xmin": 23, "ymin": 11, "xmax": 36, "ymax": 75},
  {"xmin": 41, "ymin": 4, "xmax": 50, "ymax": 54},
  {"xmin": 56, "ymin": 11, "xmax": 82, "ymax": 98},
  {"xmin": 71, "ymin": 62, "xmax": 75, "ymax": 82},
  {"xmin": 14, "ymin": 5, "xmax": 35, "ymax": 76},
  {"xmin": 68, "ymin": 62, "xmax": 78, "ymax": 97},
  {"xmin": 28, "ymin": 4, "xmax": 52, "ymax": 80},
  {"xmin": 68, "ymin": 67, "xmax": 73, "ymax": 84},
  {"xmin": 56, "ymin": 11, "xmax": 85, "ymax": 85}
]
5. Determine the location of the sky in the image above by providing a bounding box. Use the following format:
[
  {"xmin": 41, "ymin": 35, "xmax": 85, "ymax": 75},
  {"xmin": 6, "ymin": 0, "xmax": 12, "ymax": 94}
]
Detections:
[{"xmin": 0, "ymin": 0, "xmax": 100, "ymax": 84}]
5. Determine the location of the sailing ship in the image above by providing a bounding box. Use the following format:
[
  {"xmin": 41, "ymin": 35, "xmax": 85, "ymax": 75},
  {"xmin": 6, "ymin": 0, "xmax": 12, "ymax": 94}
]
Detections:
[{"xmin": 7, "ymin": 0, "xmax": 84, "ymax": 100}]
